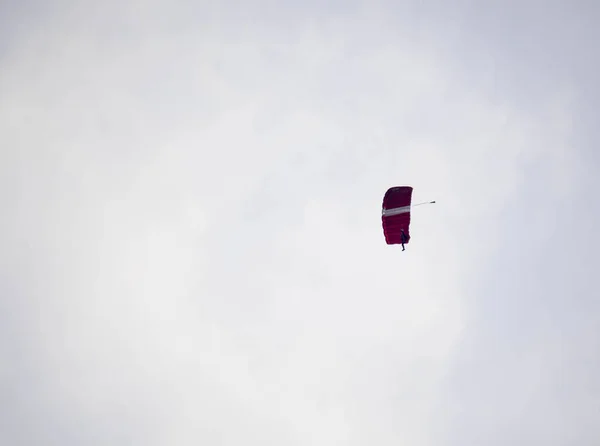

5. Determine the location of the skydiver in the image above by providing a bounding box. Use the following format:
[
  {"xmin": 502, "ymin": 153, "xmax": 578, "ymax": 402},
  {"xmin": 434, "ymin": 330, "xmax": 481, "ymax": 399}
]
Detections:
[{"xmin": 400, "ymin": 229, "xmax": 407, "ymax": 251}]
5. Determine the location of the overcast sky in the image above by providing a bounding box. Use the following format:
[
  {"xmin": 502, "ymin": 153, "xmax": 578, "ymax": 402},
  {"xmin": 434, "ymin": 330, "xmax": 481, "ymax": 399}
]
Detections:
[{"xmin": 1, "ymin": 1, "xmax": 599, "ymax": 445}]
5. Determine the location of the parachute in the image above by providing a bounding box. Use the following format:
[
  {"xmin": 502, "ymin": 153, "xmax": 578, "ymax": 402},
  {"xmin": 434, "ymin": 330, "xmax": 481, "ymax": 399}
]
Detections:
[{"xmin": 382, "ymin": 186, "xmax": 434, "ymax": 250}]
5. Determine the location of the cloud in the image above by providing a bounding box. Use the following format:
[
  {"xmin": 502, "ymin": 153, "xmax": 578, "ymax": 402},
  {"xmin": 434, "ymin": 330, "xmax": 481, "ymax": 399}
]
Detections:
[{"xmin": 1, "ymin": 2, "xmax": 598, "ymax": 446}]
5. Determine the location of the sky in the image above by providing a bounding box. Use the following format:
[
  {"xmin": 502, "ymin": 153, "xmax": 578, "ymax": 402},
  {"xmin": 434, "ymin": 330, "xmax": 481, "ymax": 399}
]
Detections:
[{"xmin": 1, "ymin": 1, "xmax": 599, "ymax": 445}]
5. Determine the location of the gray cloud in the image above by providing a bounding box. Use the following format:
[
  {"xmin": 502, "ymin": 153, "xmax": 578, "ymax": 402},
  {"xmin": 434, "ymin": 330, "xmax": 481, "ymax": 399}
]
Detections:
[{"xmin": 1, "ymin": 1, "xmax": 598, "ymax": 445}]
